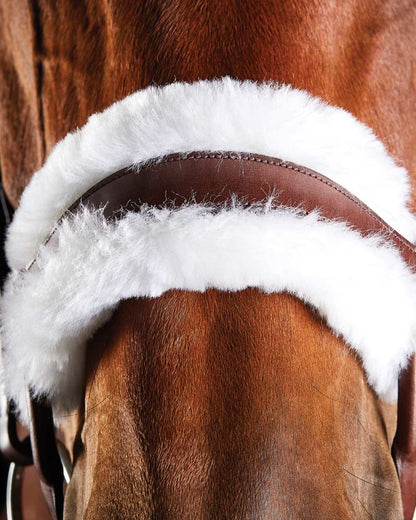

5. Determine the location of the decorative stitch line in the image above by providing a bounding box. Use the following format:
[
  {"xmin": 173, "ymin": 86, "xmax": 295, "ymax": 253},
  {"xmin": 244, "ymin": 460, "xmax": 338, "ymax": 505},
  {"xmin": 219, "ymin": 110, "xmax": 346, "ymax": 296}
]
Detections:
[{"xmin": 24, "ymin": 152, "xmax": 416, "ymax": 272}]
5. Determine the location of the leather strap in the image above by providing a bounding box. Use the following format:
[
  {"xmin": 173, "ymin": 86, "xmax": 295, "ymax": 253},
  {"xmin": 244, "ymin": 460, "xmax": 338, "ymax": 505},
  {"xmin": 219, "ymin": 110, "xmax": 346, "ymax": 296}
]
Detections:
[
  {"xmin": 16, "ymin": 152, "xmax": 416, "ymax": 519},
  {"xmin": 393, "ymin": 357, "xmax": 416, "ymax": 519},
  {"xmin": 27, "ymin": 394, "xmax": 64, "ymax": 520},
  {"xmin": 36, "ymin": 152, "xmax": 416, "ymax": 268}
]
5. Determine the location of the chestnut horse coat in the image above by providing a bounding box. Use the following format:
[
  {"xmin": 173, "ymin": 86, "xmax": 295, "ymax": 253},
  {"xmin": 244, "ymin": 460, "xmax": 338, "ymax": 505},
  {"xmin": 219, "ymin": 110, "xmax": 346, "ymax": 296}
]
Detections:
[{"xmin": 1, "ymin": 1, "xmax": 416, "ymax": 519}]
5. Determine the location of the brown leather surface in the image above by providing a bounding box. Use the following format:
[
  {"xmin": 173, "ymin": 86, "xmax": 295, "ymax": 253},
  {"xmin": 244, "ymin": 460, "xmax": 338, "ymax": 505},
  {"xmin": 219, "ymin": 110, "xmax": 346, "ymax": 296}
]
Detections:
[
  {"xmin": 39, "ymin": 152, "xmax": 416, "ymax": 271},
  {"xmin": 393, "ymin": 356, "xmax": 416, "ymax": 520},
  {"xmin": 27, "ymin": 396, "xmax": 64, "ymax": 520}
]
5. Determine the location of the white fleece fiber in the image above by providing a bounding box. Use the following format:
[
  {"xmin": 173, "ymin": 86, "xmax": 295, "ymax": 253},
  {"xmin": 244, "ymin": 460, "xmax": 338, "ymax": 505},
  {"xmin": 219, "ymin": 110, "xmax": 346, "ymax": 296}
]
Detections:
[
  {"xmin": 3, "ymin": 205, "xmax": 416, "ymax": 417},
  {"xmin": 6, "ymin": 78, "xmax": 416, "ymax": 271},
  {"xmin": 2, "ymin": 78, "xmax": 416, "ymax": 419}
]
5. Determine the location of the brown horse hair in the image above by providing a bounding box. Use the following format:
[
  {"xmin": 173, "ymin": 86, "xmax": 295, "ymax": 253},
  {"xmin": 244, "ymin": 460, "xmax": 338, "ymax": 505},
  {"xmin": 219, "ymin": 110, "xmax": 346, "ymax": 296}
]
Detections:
[{"xmin": 1, "ymin": 1, "xmax": 416, "ymax": 518}]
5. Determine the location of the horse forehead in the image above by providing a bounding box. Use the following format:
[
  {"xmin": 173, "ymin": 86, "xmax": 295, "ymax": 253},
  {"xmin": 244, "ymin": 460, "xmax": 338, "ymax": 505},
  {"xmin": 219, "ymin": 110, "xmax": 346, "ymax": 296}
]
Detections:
[{"xmin": 59, "ymin": 290, "xmax": 401, "ymax": 518}]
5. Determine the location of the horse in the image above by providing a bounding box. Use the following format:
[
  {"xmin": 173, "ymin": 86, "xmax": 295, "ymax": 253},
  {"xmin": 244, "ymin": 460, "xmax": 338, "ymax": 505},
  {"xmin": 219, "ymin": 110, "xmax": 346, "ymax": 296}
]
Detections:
[{"xmin": 1, "ymin": 1, "xmax": 416, "ymax": 519}]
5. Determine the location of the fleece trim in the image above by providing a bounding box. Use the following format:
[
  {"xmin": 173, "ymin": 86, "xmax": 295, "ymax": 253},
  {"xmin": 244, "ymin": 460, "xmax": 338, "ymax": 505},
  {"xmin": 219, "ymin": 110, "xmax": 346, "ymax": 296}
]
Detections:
[
  {"xmin": 6, "ymin": 77, "xmax": 416, "ymax": 271},
  {"xmin": 2, "ymin": 78, "xmax": 416, "ymax": 420},
  {"xmin": 3, "ymin": 205, "xmax": 416, "ymax": 418}
]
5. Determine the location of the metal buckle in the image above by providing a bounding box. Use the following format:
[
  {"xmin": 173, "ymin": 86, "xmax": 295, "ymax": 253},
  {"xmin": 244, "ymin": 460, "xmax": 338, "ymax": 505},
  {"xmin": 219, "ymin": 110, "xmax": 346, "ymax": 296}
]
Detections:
[
  {"xmin": 0, "ymin": 389, "xmax": 65, "ymax": 520},
  {"xmin": 0, "ymin": 392, "xmax": 33, "ymax": 520},
  {"xmin": 6, "ymin": 463, "xmax": 24, "ymax": 520}
]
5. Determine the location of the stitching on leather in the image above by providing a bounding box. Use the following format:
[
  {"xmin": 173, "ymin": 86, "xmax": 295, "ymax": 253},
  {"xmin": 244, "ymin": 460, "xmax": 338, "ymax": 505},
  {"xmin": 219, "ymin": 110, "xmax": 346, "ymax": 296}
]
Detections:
[
  {"xmin": 25, "ymin": 152, "xmax": 416, "ymax": 272},
  {"xmin": 170, "ymin": 154, "xmax": 414, "ymax": 255}
]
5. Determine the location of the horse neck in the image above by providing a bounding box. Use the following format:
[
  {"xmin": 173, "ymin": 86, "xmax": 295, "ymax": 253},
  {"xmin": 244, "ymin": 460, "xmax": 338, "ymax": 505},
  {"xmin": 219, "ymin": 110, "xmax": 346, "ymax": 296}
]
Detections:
[
  {"xmin": 2, "ymin": 1, "xmax": 415, "ymax": 518},
  {"xmin": 2, "ymin": 1, "xmax": 416, "ymax": 205},
  {"xmin": 61, "ymin": 291, "xmax": 402, "ymax": 519}
]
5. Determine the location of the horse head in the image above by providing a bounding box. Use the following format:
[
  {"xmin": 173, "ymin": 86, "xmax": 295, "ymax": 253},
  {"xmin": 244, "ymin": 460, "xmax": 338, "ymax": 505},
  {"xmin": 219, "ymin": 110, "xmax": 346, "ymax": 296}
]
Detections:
[{"xmin": 1, "ymin": 3, "xmax": 416, "ymax": 519}]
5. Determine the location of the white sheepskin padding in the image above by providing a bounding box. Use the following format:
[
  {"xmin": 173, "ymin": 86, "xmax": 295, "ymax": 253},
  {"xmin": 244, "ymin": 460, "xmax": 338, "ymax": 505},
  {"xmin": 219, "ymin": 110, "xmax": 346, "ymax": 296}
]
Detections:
[
  {"xmin": 2, "ymin": 205, "xmax": 416, "ymax": 418},
  {"xmin": 2, "ymin": 78, "xmax": 416, "ymax": 419},
  {"xmin": 6, "ymin": 77, "xmax": 416, "ymax": 271}
]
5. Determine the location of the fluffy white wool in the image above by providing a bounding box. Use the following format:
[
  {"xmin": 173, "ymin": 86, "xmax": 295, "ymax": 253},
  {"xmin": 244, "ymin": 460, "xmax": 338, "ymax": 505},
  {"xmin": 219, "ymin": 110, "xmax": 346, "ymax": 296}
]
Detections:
[
  {"xmin": 6, "ymin": 78, "xmax": 416, "ymax": 271},
  {"xmin": 2, "ymin": 78, "xmax": 416, "ymax": 420},
  {"xmin": 3, "ymin": 205, "xmax": 416, "ymax": 418}
]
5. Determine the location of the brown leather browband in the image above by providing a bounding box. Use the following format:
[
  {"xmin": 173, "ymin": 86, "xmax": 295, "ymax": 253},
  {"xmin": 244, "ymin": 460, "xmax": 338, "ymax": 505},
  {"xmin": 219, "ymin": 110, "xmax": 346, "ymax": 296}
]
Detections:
[
  {"xmin": 20, "ymin": 152, "xmax": 416, "ymax": 519},
  {"xmin": 34, "ymin": 152, "xmax": 416, "ymax": 268}
]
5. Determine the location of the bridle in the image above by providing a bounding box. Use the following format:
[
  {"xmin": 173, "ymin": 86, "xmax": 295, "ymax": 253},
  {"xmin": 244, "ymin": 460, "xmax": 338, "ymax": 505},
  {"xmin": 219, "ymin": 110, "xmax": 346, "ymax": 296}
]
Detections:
[{"xmin": 1, "ymin": 152, "xmax": 415, "ymax": 519}]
